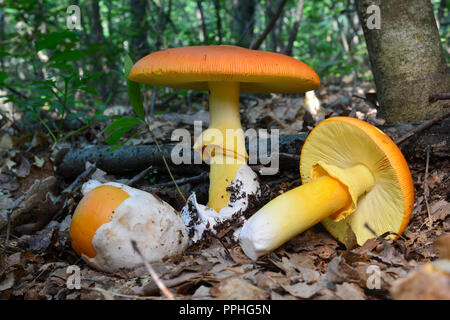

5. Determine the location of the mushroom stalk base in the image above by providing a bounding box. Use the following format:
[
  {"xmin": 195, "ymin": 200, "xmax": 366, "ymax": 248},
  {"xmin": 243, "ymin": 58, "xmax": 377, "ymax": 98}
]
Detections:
[
  {"xmin": 240, "ymin": 164, "xmax": 374, "ymax": 260},
  {"xmin": 197, "ymin": 82, "xmax": 248, "ymax": 212}
]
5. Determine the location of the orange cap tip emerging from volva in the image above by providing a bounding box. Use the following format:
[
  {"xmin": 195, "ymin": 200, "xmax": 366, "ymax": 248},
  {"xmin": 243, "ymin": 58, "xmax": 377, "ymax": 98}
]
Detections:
[{"xmin": 69, "ymin": 182, "xmax": 189, "ymax": 272}]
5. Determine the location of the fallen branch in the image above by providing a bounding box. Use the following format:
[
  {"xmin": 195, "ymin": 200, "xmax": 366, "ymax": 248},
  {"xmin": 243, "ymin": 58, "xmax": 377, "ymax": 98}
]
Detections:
[
  {"xmin": 394, "ymin": 110, "xmax": 450, "ymax": 145},
  {"xmin": 57, "ymin": 117, "xmax": 449, "ymax": 179},
  {"xmin": 127, "ymin": 165, "xmax": 154, "ymax": 187},
  {"xmin": 144, "ymin": 172, "xmax": 208, "ymax": 190},
  {"xmin": 56, "ymin": 134, "xmax": 308, "ymax": 178},
  {"xmin": 429, "ymin": 93, "xmax": 450, "ymax": 103}
]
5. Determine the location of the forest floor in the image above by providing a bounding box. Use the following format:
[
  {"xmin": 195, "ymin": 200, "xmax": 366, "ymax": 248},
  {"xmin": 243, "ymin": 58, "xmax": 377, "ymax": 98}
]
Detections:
[{"xmin": 0, "ymin": 81, "xmax": 449, "ymax": 300}]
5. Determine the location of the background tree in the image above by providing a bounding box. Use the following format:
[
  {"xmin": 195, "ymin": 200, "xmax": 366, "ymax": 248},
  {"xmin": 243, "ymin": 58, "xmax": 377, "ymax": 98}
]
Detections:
[
  {"xmin": 357, "ymin": 0, "xmax": 449, "ymax": 123},
  {"xmin": 0, "ymin": 0, "xmax": 447, "ymax": 130},
  {"xmin": 231, "ymin": 0, "xmax": 256, "ymax": 48}
]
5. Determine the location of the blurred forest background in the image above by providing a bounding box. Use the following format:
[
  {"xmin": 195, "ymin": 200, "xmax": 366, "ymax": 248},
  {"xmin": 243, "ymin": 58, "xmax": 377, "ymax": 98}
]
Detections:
[
  {"xmin": 0, "ymin": 1, "xmax": 449, "ymax": 301},
  {"xmin": 0, "ymin": 0, "xmax": 448, "ymax": 141}
]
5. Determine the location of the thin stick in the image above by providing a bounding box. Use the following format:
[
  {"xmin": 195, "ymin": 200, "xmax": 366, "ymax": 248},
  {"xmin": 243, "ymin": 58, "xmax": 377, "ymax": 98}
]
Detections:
[
  {"xmin": 130, "ymin": 240, "xmax": 175, "ymax": 300},
  {"xmin": 144, "ymin": 121, "xmax": 186, "ymax": 202},
  {"xmin": 395, "ymin": 110, "xmax": 450, "ymax": 145},
  {"xmin": 5, "ymin": 195, "xmax": 25, "ymax": 247},
  {"xmin": 146, "ymin": 172, "xmax": 208, "ymax": 189},
  {"xmin": 127, "ymin": 165, "xmax": 154, "ymax": 187},
  {"xmin": 278, "ymin": 152, "xmax": 300, "ymax": 162},
  {"xmin": 422, "ymin": 147, "xmax": 432, "ymax": 229},
  {"xmin": 429, "ymin": 93, "xmax": 450, "ymax": 103}
]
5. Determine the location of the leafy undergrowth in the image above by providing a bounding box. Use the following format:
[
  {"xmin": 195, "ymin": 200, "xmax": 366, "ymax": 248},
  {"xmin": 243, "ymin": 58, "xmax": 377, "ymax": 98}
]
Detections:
[{"xmin": 0, "ymin": 83, "xmax": 449, "ymax": 300}]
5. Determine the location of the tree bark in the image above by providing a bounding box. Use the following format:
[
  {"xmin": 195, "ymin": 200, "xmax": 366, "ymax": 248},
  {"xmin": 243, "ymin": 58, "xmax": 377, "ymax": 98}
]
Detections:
[
  {"xmin": 196, "ymin": 0, "xmax": 208, "ymax": 44},
  {"xmin": 437, "ymin": 0, "xmax": 448, "ymax": 28},
  {"xmin": 251, "ymin": 0, "xmax": 288, "ymax": 50},
  {"xmin": 285, "ymin": 0, "xmax": 305, "ymax": 56},
  {"xmin": 356, "ymin": 0, "xmax": 450, "ymax": 123},
  {"xmin": 213, "ymin": 0, "xmax": 222, "ymax": 44},
  {"xmin": 55, "ymin": 117, "xmax": 450, "ymax": 178},
  {"xmin": 130, "ymin": 0, "xmax": 151, "ymax": 59},
  {"xmin": 56, "ymin": 134, "xmax": 309, "ymax": 178},
  {"xmin": 0, "ymin": 6, "xmax": 4, "ymax": 69},
  {"xmin": 232, "ymin": 0, "xmax": 256, "ymax": 48}
]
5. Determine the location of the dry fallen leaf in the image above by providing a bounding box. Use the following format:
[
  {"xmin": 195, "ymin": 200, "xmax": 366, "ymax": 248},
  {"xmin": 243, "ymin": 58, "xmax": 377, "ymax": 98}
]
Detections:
[
  {"xmin": 210, "ymin": 276, "xmax": 268, "ymax": 300},
  {"xmin": 281, "ymin": 281, "xmax": 323, "ymax": 299},
  {"xmin": 390, "ymin": 264, "xmax": 450, "ymax": 300},
  {"xmin": 335, "ymin": 282, "xmax": 366, "ymax": 300}
]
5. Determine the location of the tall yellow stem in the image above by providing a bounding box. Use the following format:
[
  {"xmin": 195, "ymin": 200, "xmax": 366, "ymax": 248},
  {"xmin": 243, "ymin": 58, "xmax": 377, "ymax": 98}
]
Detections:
[
  {"xmin": 203, "ymin": 82, "xmax": 247, "ymax": 212},
  {"xmin": 240, "ymin": 164, "xmax": 375, "ymax": 260}
]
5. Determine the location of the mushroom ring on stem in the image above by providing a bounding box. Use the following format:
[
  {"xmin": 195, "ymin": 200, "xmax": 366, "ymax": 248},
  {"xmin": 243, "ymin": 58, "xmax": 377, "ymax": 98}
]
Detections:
[
  {"xmin": 129, "ymin": 45, "xmax": 319, "ymax": 212},
  {"xmin": 70, "ymin": 181, "xmax": 188, "ymax": 272},
  {"xmin": 240, "ymin": 117, "xmax": 415, "ymax": 261}
]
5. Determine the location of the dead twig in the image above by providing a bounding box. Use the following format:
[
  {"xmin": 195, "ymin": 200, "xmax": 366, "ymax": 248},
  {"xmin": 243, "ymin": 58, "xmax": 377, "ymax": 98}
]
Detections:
[
  {"xmin": 267, "ymin": 111, "xmax": 288, "ymax": 129},
  {"xmin": 421, "ymin": 147, "xmax": 433, "ymax": 230},
  {"xmin": 429, "ymin": 93, "xmax": 450, "ymax": 103},
  {"xmin": 145, "ymin": 172, "xmax": 208, "ymax": 190},
  {"xmin": 395, "ymin": 110, "xmax": 450, "ymax": 145},
  {"xmin": 126, "ymin": 165, "xmax": 154, "ymax": 187},
  {"xmin": 5, "ymin": 195, "xmax": 26, "ymax": 246},
  {"xmin": 144, "ymin": 121, "xmax": 186, "ymax": 203},
  {"xmin": 130, "ymin": 240, "xmax": 175, "ymax": 300},
  {"xmin": 278, "ymin": 152, "xmax": 300, "ymax": 162}
]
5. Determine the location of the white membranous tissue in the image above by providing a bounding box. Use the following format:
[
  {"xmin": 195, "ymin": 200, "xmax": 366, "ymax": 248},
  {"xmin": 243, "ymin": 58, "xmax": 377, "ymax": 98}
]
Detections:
[{"xmin": 181, "ymin": 163, "xmax": 260, "ymax": 244}]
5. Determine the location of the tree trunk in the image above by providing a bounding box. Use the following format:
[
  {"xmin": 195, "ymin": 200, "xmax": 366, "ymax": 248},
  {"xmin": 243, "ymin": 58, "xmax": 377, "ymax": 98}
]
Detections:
[
  {"xmin": 251, "ymin": 0, "xmax": 288, "ymax": 50},
  {"xmin": 86, "ymin": 1, "xmax": 110, "ymax": 100},
  {"xmin": 436, "ymin": 0, "xmax": 448, "ymax": 28},
  {"xmin": 196, "ymin": 0, "xmax": 208, "ymax": 44},
  {"xmin": 0, "ymin": 6, "xmax": 4, "ymax": 69},
  {"xmin": 356, "ymin": 0, "xmax": 450, "ymax": 124},
  {"xmin": 232, "ymin": 0, "xmax": 256, "ymax": 48},
  {"xmin": 130, "ymin": 0, "xmax": 151, "ymax": 59},
  {"xmin": 213, "ymin": 0, "xmax": 223, "ymax": 44},
  {"xmin": 285, "ymin": 0, "xmax": 305, "ymax": 56}
]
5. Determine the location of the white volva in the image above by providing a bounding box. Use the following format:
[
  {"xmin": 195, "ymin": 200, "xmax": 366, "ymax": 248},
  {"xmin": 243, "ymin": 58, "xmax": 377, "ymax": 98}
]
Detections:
[
  {"xmin": 81, "ymin": 181, "xmax": 189, "ymax": 272},
  {"xmin": 181, "ymin": 163, "xmax": 260, "ymax": 244}
]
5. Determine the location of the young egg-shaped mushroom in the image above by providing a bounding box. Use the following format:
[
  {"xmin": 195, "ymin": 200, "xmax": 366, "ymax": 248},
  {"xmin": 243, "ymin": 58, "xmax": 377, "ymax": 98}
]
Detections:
[
  {"xmin": 128, "ymin": 45, "xmax": 319, "ymax": 213},
  {"xmin": 240, "ymin": 117, "xmax": 414, "ymax": 261},
  {"xmin": 70, "ymin": 182, "xmax": 188, "ymax": 272}
]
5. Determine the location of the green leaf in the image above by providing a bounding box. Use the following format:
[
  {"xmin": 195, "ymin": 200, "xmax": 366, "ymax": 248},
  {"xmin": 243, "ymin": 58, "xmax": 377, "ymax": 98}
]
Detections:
[
  {"xmin": 102, "ymin": 116, "xmax": 142, "ymax": 133},
  {"xmin": 107, "ymin": 126, "xmax": 131, "ymax": 145},
  {"xmin": 124, "ymin": 55, "xmax": 145, "ymax": 120},
  {"xmin": 35, "ymin": 32, "xmax": 77, "ymax": 52},
  {"xmin": 78, "ymin": 86, "xmax": 98, "ymax": 95},
  {"xmin": 50, "ymin": 50, "xmax": 84, "ymax": 63},
  {"xmin": 127, "ymin": 80, "xmax": 145, "ymax": 120},
  {"xmin": 0, "ymin": 72, "xmax": 8, "ymax": 84},
  {"xmin": 108, "ymin": 130, "xmax": 144, "ymax": 152},
  {"xmin": 124, "ymin": 54, "xmax": 134, "ymax": 77}
]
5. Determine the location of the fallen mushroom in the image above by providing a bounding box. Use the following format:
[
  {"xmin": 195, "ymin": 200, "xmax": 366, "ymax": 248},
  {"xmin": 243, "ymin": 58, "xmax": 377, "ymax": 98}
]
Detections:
[
  {"xmin": 128, "ymin": 45, "xmax": 319, "ymax": 213},
  {"xmin": 69, "ymin": 181, "xmax": 188, "ymax": 272},
  {"xmin": 240, "ymin": 117, "xmax": 414, "ymax": 260}
]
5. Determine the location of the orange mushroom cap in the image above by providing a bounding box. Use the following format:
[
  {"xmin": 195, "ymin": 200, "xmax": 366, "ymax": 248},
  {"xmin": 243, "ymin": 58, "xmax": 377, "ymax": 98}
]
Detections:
[
  {"xmin": 70, "ymin": 185, "xmax": 130, "ymax": 258},
  {"xmin": 300, "ymin": 117, "xmax": 415, "ymax": 245},
  {"xmin": 128, "ymin": 45, "xmax": 320, "ymax": 93}
]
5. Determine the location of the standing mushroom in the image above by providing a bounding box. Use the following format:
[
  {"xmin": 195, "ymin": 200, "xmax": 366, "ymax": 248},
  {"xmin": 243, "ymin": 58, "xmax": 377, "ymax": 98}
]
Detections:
[
  {"xmin": 240, "ymin": 117, "xmax": 414, "ymax": 260},
  {"xmin": 128, "ymin": 45, "xmax": 320, "ymax": 213}
]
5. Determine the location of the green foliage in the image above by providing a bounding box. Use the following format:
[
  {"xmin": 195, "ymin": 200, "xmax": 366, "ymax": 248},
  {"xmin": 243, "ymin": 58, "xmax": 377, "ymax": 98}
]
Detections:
[
  {"xmin": 102, "ymin": 55, "xmax": 146, "ymax": 152},
  {"xmin": 0, "ymin": 0, "xmax": 448, "ymax": 140}
]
